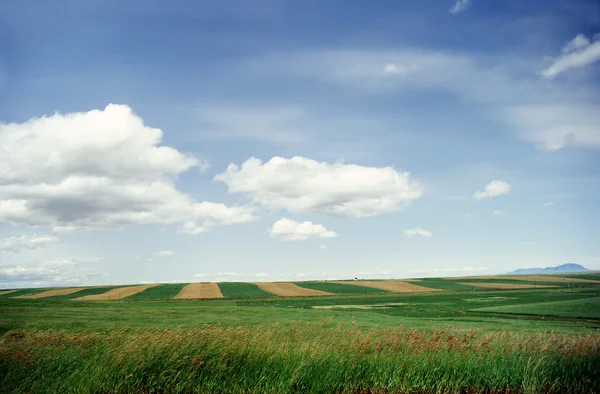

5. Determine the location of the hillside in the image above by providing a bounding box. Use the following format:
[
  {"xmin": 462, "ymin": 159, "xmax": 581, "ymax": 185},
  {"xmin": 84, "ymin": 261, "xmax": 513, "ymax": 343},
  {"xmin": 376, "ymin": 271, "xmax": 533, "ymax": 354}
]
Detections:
[{"xmin": 508, "ymin": 263, "xmax": 589, "ymax": 275}]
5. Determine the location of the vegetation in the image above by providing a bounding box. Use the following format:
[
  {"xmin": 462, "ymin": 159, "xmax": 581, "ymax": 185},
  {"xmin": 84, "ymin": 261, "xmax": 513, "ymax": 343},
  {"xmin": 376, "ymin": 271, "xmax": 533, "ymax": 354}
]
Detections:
[
  {"xmin": 49, "ymin": 286, "xmax": 123, "ymax": 300},
  {"xmin": 125, "ymin": 284, "xmax": 187, "ymax": 301},
  {"xmin": 406, "ymin": 278, "xmax": 477, "ymax": 291},
  {"xmin": 1, "ymin": 282, "xmax": 599, "ymax": 393},
  {"xmin": 476, "ymin": 296, "xmax": 600, "ymax": 319},
  {"xmin": 218, "ymin": 282, "xmax": 274, "ymax": 298},
  {"xmin": 294, "ymin": 281, "xmax": 389, "ymax": 294},
  {"xmin": 1, "ymin": 324, "xmax": 598, "ymax": 393}
]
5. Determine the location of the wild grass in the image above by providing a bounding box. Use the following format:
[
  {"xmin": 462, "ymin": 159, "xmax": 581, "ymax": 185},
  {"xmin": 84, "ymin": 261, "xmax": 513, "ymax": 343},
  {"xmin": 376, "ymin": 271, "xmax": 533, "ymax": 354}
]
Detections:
[
  {"xmin": 295, "ymin": 281, "xmax": 389, "ymax": 294},
  {"xmin": 217, "ymin": 282, "xmax": 274, "ymax": 298},
  {"xmin": 1, "ymin": 323, "xmax": 598, "ymax": 393}
]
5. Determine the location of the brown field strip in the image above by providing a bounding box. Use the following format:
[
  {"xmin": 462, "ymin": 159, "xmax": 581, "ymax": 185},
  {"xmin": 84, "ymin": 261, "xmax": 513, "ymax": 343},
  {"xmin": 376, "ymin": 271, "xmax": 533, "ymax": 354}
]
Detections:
[
  {"xmin": 173, "ymin": 283, "xmax": 223, "ymax": 299},
  {"xmin": 335, "ymin": 280, "xmax": 440, "ymax": 293},
  {"xmin": 74, "ymin": 284, "xmax": 158, "ymax": 300},
  {"xmin": 0, "ymin": 290, "xmax": 17, "ymax": 296},
  {"xmin": 254, "ymin": 282, "xmax": 332, "ymax": 297},
  {"xmin": 15, "ymin": 288, "xmax": 85, "ymax": 299},
  {"xmin": 458, "ymin": 282, "xmax": 558, "ymax": 289}
]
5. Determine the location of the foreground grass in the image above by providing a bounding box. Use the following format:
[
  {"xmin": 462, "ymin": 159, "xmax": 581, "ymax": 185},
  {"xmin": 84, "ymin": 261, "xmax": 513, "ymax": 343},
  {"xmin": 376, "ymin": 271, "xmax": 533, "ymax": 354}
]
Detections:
[{"xmin": 1, "ymin": 324, "xmax": 598, "ymax": 394}]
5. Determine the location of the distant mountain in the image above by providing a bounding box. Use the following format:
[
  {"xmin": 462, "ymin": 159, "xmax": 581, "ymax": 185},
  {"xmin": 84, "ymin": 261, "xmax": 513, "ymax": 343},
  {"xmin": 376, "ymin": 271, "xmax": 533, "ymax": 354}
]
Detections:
[{"xmin": 508, "ymin": 263, "xmax": 589, "ymax": 275}]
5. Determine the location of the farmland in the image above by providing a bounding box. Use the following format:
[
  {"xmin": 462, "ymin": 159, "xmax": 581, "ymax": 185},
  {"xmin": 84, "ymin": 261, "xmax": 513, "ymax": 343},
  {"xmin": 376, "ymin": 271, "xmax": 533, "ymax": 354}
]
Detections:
[{"xmin": 1, "ymin": 274, "xmax": 599, "ymax": 393}]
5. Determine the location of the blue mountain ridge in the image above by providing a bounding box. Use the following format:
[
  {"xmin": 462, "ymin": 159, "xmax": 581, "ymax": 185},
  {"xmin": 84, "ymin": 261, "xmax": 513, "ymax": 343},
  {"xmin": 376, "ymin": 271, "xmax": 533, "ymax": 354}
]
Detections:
[{"xmin": 508, "ymin": 263, "xmax": 589, "ymax": 275}]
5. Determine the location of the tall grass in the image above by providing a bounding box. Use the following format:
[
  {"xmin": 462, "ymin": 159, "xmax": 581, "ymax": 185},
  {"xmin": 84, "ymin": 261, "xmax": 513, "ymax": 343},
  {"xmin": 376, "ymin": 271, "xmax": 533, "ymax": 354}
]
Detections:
[{"xmin": 1, "ymin": 323, "xmax": 598, "ymax": 393}]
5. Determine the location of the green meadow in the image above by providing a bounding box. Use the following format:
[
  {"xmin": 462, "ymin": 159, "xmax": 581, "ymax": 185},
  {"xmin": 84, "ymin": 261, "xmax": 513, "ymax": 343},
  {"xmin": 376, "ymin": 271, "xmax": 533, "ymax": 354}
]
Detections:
[{"xmin": 1, "ymin": 276, "xmax": 599, "ymax": 393}]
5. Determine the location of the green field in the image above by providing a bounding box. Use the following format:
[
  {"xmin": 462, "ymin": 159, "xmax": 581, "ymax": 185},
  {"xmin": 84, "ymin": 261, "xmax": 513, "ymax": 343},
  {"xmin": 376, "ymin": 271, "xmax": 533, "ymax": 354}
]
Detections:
[
  {"xmin": 475, "ymin": 296, "xmax": 600, "ymax": 319},
  {"xmin": 218, "ymin": 282, "xmax": 274, "ymax": 298},
  {"xmin": 408, "ymin": 278, "xmax": 478, "ymax": 291},
  {"xmin": 1, "ymin": 280, "xmax": 599, "ymax": 393},
  {"xmin": 294, "ymin": 281, "xmax": 389, "ymax": 294},
  {"xmin": 125, "ymin": 283, "xmax": 188, "ymax": 300}
]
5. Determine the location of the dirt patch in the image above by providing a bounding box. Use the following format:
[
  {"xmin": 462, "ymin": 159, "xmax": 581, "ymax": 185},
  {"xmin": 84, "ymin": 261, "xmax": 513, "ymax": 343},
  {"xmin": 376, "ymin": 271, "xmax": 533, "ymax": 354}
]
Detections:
[
  {"xmin": 173, "ymin": 283, "xmax": 223, "ymax": 299},
  {"xmin": 74, "ymin": 284, "xmax": 158, "ymax": 300},
  {"xmin": 0, "ymin": 290, "xmax": 17, "ymax": 296},
  {"xmin": 16, "ymin": 288, "xmax": 85, "ymax": 299},
  {"xmin": 458, "ymin": 282, "xmax": 558, "ymax": 289},
  {"xmin": 254, "ymin": 282, "xmax": 332, "ymax": 297},
  {"xmin": 339, "ymin": 280, "xmax": 441, "ymax": 293}
]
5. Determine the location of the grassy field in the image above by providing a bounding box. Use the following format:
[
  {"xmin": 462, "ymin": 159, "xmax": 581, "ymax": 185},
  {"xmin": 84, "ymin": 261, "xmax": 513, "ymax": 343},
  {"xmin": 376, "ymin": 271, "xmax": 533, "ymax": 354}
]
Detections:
[
  {"xmin": 1, "ymin": 277, "xmax": 599, "ymax": 393},
  {"xmin": 125, "ymin": 283, "xmax": 188, "ymax": 300},
  {"xmin": 218, "ymin": 282, "xmax": 274, "ymax": 298},
  {"xmin": 294, "ymin": 281, "xmax": 389, "ymax": 294}
]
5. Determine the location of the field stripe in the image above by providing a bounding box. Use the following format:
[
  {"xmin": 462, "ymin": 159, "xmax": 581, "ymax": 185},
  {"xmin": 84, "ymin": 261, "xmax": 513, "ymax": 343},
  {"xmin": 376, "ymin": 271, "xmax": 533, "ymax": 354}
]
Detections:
[
  {"xmin": 173, "ymin": 283, "xmax": 223, "ymax": 299},
  {"xmin": 0, "ymin": 290, "xmax": 17, "ymax": 296},
  {"xmin": 15, "ymin": 288, "xmax": 85, "ymax": 299},
  {"xmin": 254, "ymin": 282, "xmax": 332, "ymax": 297},
  {"xmin": 450, "ymin": 275, "xmax": 600, "ymax": 283},
  {"xmin": 458, "ymin": 282, "xmax": 558, "ymax": 289},
  {"xmin": 74, "ymin": 284, "xmax": 159, "ymax": 300},
  {"xmin": 340, "ymin": 280, "xmax": 441, "ymax": 293}
]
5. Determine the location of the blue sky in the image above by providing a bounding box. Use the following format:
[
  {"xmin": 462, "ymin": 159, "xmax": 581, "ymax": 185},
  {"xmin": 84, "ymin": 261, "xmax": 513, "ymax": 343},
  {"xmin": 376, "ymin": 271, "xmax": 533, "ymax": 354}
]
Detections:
[{"xmin": 1, "ymin": 0, "xmax": 599, "ymax": 288}]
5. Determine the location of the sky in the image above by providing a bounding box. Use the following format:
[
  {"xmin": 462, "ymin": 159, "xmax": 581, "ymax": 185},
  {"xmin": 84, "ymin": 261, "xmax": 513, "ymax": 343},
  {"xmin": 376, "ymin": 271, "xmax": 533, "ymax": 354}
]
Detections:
[{"xmin": 1, "ymin": 0, "xmax": 599, "ymax": 288}]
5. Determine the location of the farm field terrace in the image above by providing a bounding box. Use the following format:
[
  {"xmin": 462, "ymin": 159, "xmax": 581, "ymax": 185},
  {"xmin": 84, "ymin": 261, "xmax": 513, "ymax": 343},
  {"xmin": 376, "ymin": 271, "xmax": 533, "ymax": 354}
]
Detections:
[{"xmin": 1, "ymin": 275, "xmax": 600, "ymax": 393}]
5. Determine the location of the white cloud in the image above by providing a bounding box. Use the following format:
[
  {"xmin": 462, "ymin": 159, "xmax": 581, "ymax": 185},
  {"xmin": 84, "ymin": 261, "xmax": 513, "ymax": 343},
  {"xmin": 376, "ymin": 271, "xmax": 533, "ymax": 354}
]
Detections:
[
  {"xmin": 0, "ymin": 234, "xmax": 59, "ymax": 253},
  {"xmin": 473, "ymin": 180, "xmax": 511, "ymax": 199},
  {"xmin": 153, "ymin": 250, "xmax": 176, "ymax": 257},
  {"xmin": 268, "ymin": 218, "xmax": 338, "ymax": 241},
  {"xmin": 0, "ymin": 258, "xmax": 98, "ymax": 288},
  {"xmin": 320, "ymin": 244, "xmax": 328, "ymax": 249},
  {"xmin": 450, "ymin": 0, "xmax": 470, "ymax": 14},
  {"xmin": 383, "ymin": 63, "xmax": 417, "ymax": 75},
  {"xmin": 249, "ymin": 49, "xmax": 600, "ymax": 151},
  {"xmin": 542, "ymin": 202, "xmax": 554, "ymax": 207},
  {"xmin": 404, "ymin": 228, "xmax": 432, "ymax": 237},
  {"xmin": 506, "ymin": 105, "xmax": 600, "ymax": 151},
  {"xmin": 195, "ymin": 105, "xmax": 310, "ymax": 144},
  {"xmin": 255, "ymin": 273, "xmax": 268, "ymax": 277},
  {"xmin": 215, "ymin": 156, "xmax": 422, "ymax": 218},
  {"xmin": 541, "ymin": 33, "xmax": 600, "ymax": 78},
  {"xmin": 492, "ymin": 210, "xmax": 502, "ymax": 216},
  {"xmin": 0, "ymin": 104, "xmax": 256, "ymax": 234},
  {"xmin": 380, "ymin": 269, "xmax": 392, "ymax": 275}
]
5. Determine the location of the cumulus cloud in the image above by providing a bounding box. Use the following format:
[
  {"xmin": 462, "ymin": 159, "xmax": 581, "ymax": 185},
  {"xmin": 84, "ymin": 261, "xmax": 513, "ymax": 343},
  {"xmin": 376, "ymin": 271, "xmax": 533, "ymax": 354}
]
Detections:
[
  {"xmin": 473, "ymin": 180, "xmax": 511, "ymax": 199},
  {"xmin": 320, "ymin": 244, "xmax": 328, "ymax": 249},
  {"xmin": 153, "ymin": 250, "xmax": 176, "ymax": 257},
  {"xmin": 404, "ymin": 228, "xmax": 432, "ymax": 237},
  {"xmin": 268, "ymin": 218, "xmax": 338, "ymax": 241},
  {"xmin": 450, "ymin": 0, "xmax": 470, "ymax": 14},
  {"xmin": 492, "ymin": 210, "xmax": 502, "ymax": 216},
  {"xmin": 541, "ymin": 33, "xmax": 600, "ymax": 78},
  {"xmin": 0, "ymin": 104, "xmax": 256, "ymax": 234},
  {"xmin": 0, "ymin": 234, "xmax": 59, "ymax": 253},
  {"xmin": 215, "ymin": 156, "xmax": 422, "ymax": 218}
]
